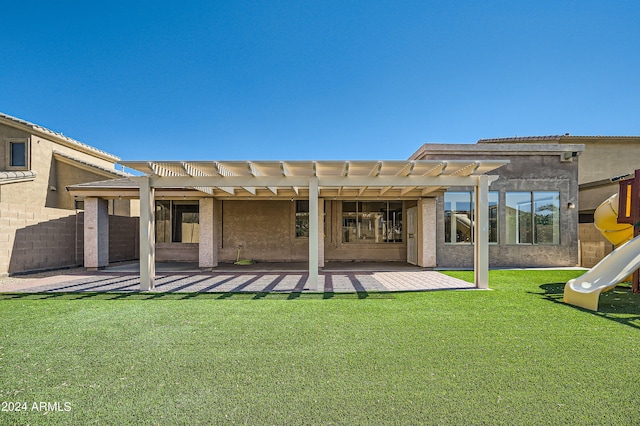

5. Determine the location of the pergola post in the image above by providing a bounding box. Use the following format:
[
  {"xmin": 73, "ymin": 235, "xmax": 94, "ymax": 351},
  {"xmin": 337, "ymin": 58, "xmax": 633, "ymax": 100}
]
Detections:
[
  {"xmin": 83, "ymin": 197, "xmax": 109, "ymax": 270},
  {"xmin": 199, "ymin": 197, "xmax": 217, "ymax": 269},
  {"xmin": 474, "ymin": 175, "xmax": 490, "ymax": 289},
  {"xmin": 417, "ymin": 197, "xmax": 437, "ymax": 267},
  {"xmin": 308, "ymin": 176, "xmax": 319, "ymax": 290},
  {"xmin": 138, "ymin": 176, "xmax": 156, "ymax": 291},
  {"xmin": 318, "ymin": 197, "xmax": 325, "ymax": 269}
]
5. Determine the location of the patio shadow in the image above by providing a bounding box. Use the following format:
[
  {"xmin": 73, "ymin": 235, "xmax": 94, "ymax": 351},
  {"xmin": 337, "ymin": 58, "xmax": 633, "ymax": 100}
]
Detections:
[{"xmin": 0, "ymin": 291, "xmax": 394, "ymax": 301}]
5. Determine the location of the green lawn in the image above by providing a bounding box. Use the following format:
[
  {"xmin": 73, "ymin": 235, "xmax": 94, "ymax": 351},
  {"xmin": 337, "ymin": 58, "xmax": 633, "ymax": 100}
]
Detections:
[{"xmin": 1, "ymin": 270, "xmax": 640, "ymax": 425}]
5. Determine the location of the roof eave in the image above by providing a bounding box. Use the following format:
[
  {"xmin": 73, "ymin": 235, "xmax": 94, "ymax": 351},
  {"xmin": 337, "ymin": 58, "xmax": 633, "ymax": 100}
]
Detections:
[{"xmin": 0, "ymin": 112, "xmax": 121, "ymax": 163}]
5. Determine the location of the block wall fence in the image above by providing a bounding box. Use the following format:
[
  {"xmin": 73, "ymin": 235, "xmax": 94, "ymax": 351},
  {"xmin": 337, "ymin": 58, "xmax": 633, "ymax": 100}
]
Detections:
[{"xmin": 0, "ymin": 202, "xmax": 138, "ymax": 276}]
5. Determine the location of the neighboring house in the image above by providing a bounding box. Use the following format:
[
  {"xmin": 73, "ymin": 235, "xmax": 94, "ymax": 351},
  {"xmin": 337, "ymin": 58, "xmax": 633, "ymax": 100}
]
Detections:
[
  {"xmin": 477, "ymin": 135, "xmax": 640, "ymax": 266},
  {"xmin": 0, "ymin": 112, "xmax": 137, "ymax": 275}
]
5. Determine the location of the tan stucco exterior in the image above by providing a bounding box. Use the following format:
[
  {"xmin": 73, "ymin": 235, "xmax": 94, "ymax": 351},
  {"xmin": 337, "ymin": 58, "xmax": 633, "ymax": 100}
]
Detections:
[
  {"xmin": 0, "ymin": 113, "xmax": 136, "ymax": 275},
  {"xmin": 561, "ymin": 136, "xmax": 640, "ymax": 185}
]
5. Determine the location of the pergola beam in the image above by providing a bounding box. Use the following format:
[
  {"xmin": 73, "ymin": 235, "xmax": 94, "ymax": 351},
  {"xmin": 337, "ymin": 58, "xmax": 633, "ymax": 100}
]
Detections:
[
  {"xmin": 280, "ymin": 161, "xmax": 299, "ymax": 194},
  {"xmin": 147, "ymin": 175, "xmax": 487, "ymax": 188}
]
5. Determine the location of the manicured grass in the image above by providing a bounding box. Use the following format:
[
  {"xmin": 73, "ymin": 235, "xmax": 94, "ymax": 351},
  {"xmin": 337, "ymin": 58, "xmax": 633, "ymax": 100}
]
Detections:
[{"xmin": 1, "ymin": 270, "xmax": 640, "ymax": 424}]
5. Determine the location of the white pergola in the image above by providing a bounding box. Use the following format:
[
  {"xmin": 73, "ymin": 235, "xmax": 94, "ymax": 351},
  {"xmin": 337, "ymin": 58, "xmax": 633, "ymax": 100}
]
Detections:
[{"xmin": 116, "ymin": 159, "xmax": 508, "ymax": 291}]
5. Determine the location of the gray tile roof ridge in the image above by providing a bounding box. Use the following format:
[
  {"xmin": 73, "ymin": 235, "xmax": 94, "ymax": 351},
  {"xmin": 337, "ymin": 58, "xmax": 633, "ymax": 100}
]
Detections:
[
  {"xmin": 69, "ymin": 177, "xmax": 137, "ymax": 188},
  {"xmin": 53, "ymin": 150, "xmax": 129, "ymax": 177},
  {"xmin": 0, "ymin": 112, "xmax": 120, "ymax": 161},
  {"xmin": 479, "ymin": 134, "xmax": 640, "ymax": 143}
]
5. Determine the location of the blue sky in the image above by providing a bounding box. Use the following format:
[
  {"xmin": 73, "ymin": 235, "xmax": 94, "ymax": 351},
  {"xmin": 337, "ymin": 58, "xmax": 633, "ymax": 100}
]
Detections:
[{"xmin": 2, "ymin": 1, "xmax": 639, "ymax": 161}]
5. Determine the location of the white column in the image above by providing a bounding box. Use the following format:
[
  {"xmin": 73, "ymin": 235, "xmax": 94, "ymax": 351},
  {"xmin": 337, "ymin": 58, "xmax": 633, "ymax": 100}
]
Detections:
[
  {"xmin": 318, "ymin": 197, "xmax": 325, "ymax": 268},
  {"xmin": 474, "ymin": 175, "xmax": 490, "ymax": 289},
  {"xmin": 84, "ymin": 197, "xmax": 109, "ymax": 270},
  {"xmin": 199, "ymin": 198, "xmax": 217, "ymax": 269},
  {"xmin": 308, "ymin": 176, "xmax": 319, "ymax": 290},
  {"xmin": 138, "ymin": 176, "xmax": 156, "ymax": 291}
]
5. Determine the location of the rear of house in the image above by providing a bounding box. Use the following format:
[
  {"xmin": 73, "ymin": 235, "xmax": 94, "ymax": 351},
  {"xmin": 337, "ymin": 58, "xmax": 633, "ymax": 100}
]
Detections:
[{"xmin": 411, "ymin": 143, "xmax": 583, "ymax": 268}]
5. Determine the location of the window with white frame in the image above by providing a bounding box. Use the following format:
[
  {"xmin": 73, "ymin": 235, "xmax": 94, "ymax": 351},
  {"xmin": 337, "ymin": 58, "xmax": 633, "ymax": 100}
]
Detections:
[
  {"xmin": 444, "ymin": 191, "xmax": 498, "ymax": 243},
  {"xmin": 505, "ymin": 191, "xmax": 560, "ymax": 244}
]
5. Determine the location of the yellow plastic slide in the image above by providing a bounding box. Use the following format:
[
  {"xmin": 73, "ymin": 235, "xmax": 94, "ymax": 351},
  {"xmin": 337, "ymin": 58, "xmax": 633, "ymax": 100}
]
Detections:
[
  {"xmin": 593, "ymin": 194, "xmax": 633, "ymax": 246},
  {"xmin": 564, "ymin": 194, "xmax": 635, "ymax": 310}
]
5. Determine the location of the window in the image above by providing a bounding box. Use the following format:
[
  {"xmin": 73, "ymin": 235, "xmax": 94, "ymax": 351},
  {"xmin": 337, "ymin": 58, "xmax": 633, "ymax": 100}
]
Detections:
[
  {"xmin": 444, "ymin": 191, "xmax": 498, "ymax": 243},
  {"xmin": 156, "ymin": 201, "xmax": 199, "ymax": 243},
  {"xmin": 506, "ymin": 192, "xmax": 560, "ymax": 244},
  {"xmin": 295, "ymin": 200, "xmax": 328, "ymax": 238},
  {"xmin": 7, "ymin": 139, "xmax": 29, "ymax": 169},
  {"xmin": 295, "ymin": 200, "xmax": 309, "ymax": 237},
  {"xmin": 342, "ymin": 201, "xmax": 402, "ymax": 243}
]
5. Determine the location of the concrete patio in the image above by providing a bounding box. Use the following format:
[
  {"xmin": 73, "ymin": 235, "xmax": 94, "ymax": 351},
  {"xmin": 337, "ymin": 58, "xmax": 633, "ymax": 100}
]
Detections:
[{"xmin": 0, "ymin": 262, "xmax": 476, "ymax": 293}]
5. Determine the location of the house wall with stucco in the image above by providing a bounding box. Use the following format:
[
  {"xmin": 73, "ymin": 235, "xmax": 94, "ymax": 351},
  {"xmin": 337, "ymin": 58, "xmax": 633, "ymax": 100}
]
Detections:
[
  {"xmin": 411, "ymin": 143, "xmax": 582, "ymax": 268},
  {"xmin": 0, "ymin": 115, "xmax": 138, "ymax": 275},
  {"xmin": 479, "ymin": 135, "xmax": 640, "ymax": 266}
]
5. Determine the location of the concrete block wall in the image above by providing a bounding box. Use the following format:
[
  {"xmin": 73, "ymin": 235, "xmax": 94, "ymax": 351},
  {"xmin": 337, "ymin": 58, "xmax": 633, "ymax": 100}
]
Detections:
[
  {"xmin": 0, "ymin": 202, "xmax": 82, "ymax": 275},
  {"xmin": 579, "ymin": 223, "xmax": 613, "ymax": 267},
  {"xmin": 0, "ymin": 203, "xmax": 139, "ymax": 275},
  {"xmin": 219, "ymin": 200, "xmax": 308, "ymax": 262},
  {"xmin": 109, "ymin": 215, "xmax": 139, "ymax": 262}
]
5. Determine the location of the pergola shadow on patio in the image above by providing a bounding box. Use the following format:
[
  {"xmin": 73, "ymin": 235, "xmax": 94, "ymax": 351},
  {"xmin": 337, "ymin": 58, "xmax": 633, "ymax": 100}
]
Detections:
[{"xmin": 1, "ymin": 262, "xmax": 476, "ymax": 294}]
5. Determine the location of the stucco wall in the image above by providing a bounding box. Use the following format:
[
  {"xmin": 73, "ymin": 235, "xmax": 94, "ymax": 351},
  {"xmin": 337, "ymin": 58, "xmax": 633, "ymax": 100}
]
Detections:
[
  {"xmin": 416, "ymin": 146, "xmax": 580, "ymax": 268},
  {"xmin": 0, "ymin": 122, "xmax": 122, "ymax": 210},
  {"xmin": 579, "ymin": 183, "xmax": 618, "ymax": 213},
  {"xmin": 562, "ymin": 137, "xmax": 640, "ymax": 185}
]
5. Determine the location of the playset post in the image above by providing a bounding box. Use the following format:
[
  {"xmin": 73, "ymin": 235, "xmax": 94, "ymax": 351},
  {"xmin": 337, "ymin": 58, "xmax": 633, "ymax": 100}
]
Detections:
[{"xmin": 616, "ymin": 168, "xmax": 640, "ymax": 293}]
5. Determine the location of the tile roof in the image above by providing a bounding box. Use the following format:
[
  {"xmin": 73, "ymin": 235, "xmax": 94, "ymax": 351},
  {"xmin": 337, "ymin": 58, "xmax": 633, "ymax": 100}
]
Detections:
[
  {"xmin": 0, "ymin": 112, "xmax": 120, "ymax": 162},
  {"xmin": 53, "ymin": 151, "xmax": 129, "ymax": 178},
  {"xmin": 70, "ymin": 177, "xmax": 137, "ymax": 189},
  {"xmin": 478, "ymin": 134, "xmax": 640, "ymax": 143},
  {"xmin": 477, "ymin": 135, "xmax": 563, "ymax": 143},
  {"xmin": 0, "ymin": 170, "xmax": 37, "ymax": 185}
]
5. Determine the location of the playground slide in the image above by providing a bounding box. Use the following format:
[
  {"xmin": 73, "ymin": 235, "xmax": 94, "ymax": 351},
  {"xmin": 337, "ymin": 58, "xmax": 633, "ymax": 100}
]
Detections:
[
  {"xmin": 593, "ymin": 194, "xmax": 632, "ymax": 246},
  {"xmin": 564, "ymin": 194, "xmax": 636, "ymax": 310}
]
